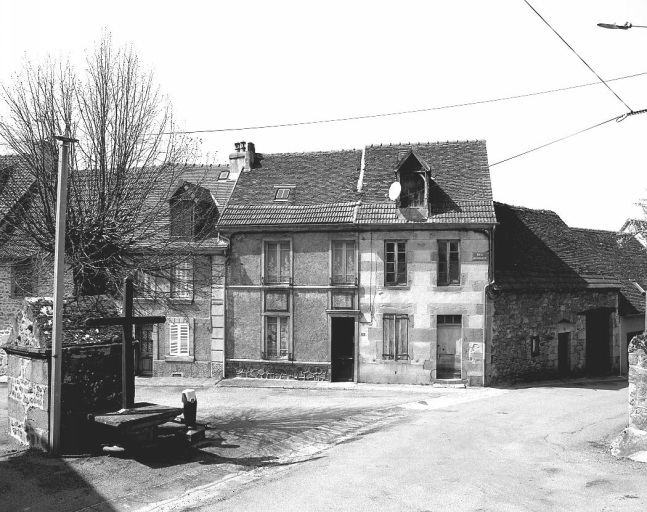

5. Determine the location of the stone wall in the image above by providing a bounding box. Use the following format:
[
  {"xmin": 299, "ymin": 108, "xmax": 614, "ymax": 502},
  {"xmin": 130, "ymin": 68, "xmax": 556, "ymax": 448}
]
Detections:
[
  {"xmin": 488, "ymin": 289, "xmax": 618, "ymax": 385},
  {"xmin": 4, "ymin": 341, "xmax": 123, "ymax": 451},
  {"xmin": 358, "ymin": 229, "xmax": 489, "ymax": 386},
  {"xmin": 226, "ymin": 360, "xmax": 330, "ymax": 381},
  {"xmin": 3, "ymin": 297, "xmax": 124, "ymax": 451},
  {"xmin": 612, "ymin": 334, "xmax": 647, "ymax": 458}
]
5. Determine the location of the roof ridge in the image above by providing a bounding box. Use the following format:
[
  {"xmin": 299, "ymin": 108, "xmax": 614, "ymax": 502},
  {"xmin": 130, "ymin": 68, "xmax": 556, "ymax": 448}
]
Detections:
[
  {"xmin": 494, "ymin": 201, "xmax": 561, "ymax": 217},
  {"xmin": 366, "ymin": 139, "xmax": 486, "ymax": 148},
  {"xmin": 259, "ymin": 148, "xmax": 362, "ymax": 157}
]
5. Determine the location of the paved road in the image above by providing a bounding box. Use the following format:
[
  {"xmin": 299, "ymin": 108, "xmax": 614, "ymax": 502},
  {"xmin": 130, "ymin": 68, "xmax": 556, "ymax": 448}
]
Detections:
[
  {"xmin": 181, "ymin": 380, "xmax": 647, "ymax": 512},
  {"xmin": 0, "ymin": 380, "xmax": 466, "ymax": 511}
]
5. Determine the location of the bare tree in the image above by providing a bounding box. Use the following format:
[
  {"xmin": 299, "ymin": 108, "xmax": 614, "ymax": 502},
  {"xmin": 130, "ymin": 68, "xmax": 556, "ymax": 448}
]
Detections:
[{"xmin": 0, "ymin": 34, "xmax": 218, "ymax": 307}]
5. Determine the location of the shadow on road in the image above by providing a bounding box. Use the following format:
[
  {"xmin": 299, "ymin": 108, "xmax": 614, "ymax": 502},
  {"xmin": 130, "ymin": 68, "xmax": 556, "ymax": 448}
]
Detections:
[
  {"xmin": 492, "ymin": 376, "xmax": 628, "ymax": 391},
  {"xmin": 0, "ymin": 449, "xmax": 116, "ymax": 511}
]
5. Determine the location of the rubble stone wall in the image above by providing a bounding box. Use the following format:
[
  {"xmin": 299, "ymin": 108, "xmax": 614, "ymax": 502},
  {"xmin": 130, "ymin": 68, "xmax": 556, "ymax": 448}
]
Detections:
[
  {"xmin": 488, "ymin": 289, "xmax": 618, "ymax": 385},
  {"xmin": 612, "ymin": 334, "xmax": 647, "ymax": 458}
]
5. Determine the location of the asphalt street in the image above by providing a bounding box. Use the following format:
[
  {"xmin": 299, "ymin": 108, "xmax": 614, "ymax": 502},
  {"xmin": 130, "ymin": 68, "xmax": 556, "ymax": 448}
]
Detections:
[
  {"xmin": 0, "ymin": 379, "xmax": 471, "ymax": 511},
  {"xmin": 184, "ymin": 379, "xmax": 647, "ymax": 512}
]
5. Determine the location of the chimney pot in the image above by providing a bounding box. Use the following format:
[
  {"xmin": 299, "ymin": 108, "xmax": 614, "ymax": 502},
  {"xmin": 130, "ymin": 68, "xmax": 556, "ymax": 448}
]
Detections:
[
  {"xmin": 234, "ymin": 142, "xmax": 241, "ymax": 152},
  {"xmin": 240, "ymin": 141, "xmax": 246, "ymax": 152}
]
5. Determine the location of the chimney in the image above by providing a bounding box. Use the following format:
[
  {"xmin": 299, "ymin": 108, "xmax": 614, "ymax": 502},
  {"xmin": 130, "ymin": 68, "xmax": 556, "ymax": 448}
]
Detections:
[{"xmin": 228, "ymin": 141, "xmax": 256, "ymax": 174}]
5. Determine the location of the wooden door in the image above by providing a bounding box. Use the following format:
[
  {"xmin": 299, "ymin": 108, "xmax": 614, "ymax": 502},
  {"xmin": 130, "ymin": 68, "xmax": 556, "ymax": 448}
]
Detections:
[
  {"xmin": 437, "ymin": 316, "xmax": 462, "ymax": 379},
  {"xmin": 136, "ymin": 324, "xmax": 154, "ymax": 376}
]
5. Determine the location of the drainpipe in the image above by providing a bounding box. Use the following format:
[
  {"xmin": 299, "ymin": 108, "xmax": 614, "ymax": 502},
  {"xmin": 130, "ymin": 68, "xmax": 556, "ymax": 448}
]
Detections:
[{"xmin": 482, "ymin": 226, "xmax": 496, "ymax": 387}]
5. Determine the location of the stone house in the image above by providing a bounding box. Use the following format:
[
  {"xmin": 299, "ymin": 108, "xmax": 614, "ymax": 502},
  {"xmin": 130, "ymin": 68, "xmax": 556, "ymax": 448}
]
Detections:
[
  {"xmin": 0, "ymin": 154, "xmax": 239, "ymax": 379},
  {"xmin": 489, "ymin": 203, "xmax": 647, "ymax": 384},
  {"xmin": 217, "ymin": 140, "xmax": 496, "ymax": 386}
]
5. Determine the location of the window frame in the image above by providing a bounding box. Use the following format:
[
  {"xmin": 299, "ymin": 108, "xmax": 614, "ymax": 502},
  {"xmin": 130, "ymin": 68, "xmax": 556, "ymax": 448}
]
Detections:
[
  {"xmin": 263, "ymin": 239, "xmax": 292, "ymax": 284},
  {"xmin": 170, "ymin": 197, "xmax": 195, "ymax": 239},
  {"xmin": 264, "ymin": 315, "xmax": 290, "ymax": 359},
  {"xmin": 385, "ymin": 240, "xmax": 407, "ymax": 287},
  {"xmin": 170, "ymin": 260, "xmax": 194, "ymax": 300},
  {"xmin": 218, "ymin": 170, "xmax": 230, "ymax": 180},
  {"xmin": 11, "ymin": 258, "xmax": 34, "ymax": 297},
  {"xmin": 168, "ymin": 321, "xmax": 190, "ymax": 356},
  {"xmin": 331, "ymin": 239, "xmax": 357, "ymax": 285},
  {"xmin": 438, "ymin": 240, "xmax": 461, "ymax": 286},
  {"xmin": 383, "ymin": 314, "xmax": 409, "ymax": 360}
]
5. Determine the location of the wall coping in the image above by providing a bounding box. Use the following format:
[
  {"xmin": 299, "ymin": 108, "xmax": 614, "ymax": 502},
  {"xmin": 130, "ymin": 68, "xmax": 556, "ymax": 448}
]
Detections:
[{"xmin": 1, "ymin": 340, "xmax": 123, "ymax": 359}]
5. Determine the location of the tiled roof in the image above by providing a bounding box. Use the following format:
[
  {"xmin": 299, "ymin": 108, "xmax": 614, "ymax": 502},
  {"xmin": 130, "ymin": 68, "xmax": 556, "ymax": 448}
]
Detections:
[
  {"xmin": 225, "ymin": 150, "xmax": 363, "ymax": 206},
  {"xmin": 0, "ymin": 155, "xmax": 34, "ymax": 221},
  {"xmin": 494, "ymin": 202, "xmax": 647, "ymax": 314},
  {"xmin": 356, "ymin": 200, "xmax": 496, "ymax": 224},
  {"xmin": 361, "ymin": 140, "xmax": 493, "ymax": 203},
  {"xmin": 220, "ymin": 141, "xmax": 495, "ymax": 227},
  {"xmin": 219, "ymin": 202, "xmax": 358, "ymax": 226}
]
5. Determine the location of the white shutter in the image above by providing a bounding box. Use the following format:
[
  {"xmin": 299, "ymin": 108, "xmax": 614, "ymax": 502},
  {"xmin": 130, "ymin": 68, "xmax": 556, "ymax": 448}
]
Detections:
[
  {"xmin": 169, "ymin": 323, "xmax": 179, "ymax": 355},
  {"xmin": 179, "ymin": 323, "xmax": 190, "ymax": 355}
]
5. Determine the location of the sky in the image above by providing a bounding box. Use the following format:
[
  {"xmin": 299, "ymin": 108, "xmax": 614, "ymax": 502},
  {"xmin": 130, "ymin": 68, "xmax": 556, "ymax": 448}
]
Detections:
[{"xmin": 1, "ymin": 0, "xmax": 647, "ymax": 231}]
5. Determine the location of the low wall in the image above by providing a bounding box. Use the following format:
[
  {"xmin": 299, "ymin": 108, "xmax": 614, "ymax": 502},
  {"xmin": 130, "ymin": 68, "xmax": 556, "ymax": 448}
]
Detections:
[
  {"xmin": 226, "ymin": 359, "xmax": 331, "ymax": 381},
  {"xmin": 4, "ymin": 341, "xmax": 123, "ymax": 452},
  {"xmin": 612, "ymin": 334, "xmax": 647, "ymax": 458}
]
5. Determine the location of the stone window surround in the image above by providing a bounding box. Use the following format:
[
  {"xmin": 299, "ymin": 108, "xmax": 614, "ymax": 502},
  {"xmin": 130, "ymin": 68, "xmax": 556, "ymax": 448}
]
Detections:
[
  {"xmin": 437, "ymin": 239, "xmax": 461, "ymax": 286},
  {"xmin": 384, "ymin": 240, "xmax": 407, "ymax": 287}
]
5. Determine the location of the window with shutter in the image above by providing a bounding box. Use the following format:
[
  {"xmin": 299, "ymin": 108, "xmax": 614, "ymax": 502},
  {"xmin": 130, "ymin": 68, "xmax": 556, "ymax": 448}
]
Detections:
[
  {"xmin": 383, "ymin": 314, "xmax": 409, "ymax": 360},
  {"xmin": 169, "ymin": 322, "xmax": 190, "ymax": 356}
]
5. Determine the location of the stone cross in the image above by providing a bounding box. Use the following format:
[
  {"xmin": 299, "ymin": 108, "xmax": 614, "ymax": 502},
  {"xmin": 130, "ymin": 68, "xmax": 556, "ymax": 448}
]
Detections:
[{"xmin": 86, "ymin": 277, "xmax": 165, "ymax": 409}]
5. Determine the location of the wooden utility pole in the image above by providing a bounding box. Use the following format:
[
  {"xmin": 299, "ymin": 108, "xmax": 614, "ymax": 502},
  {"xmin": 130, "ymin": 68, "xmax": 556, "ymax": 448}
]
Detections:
[{"xmin": 49, "ymin": 135, "xmax": 77, "ymax": 455}]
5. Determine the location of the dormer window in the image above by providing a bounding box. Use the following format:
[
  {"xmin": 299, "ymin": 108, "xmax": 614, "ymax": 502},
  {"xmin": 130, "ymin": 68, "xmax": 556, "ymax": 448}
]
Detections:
[
  {"xmin": 170, "ymin": 183, "xmax": 216, "ymax": 239},
  {"xmin": 394, "ymin": 149, "xmax": 430, "ymax": 214},
  {"xmin": 400, "ymin": 172, "xmax": 425, "ymax": 207}
]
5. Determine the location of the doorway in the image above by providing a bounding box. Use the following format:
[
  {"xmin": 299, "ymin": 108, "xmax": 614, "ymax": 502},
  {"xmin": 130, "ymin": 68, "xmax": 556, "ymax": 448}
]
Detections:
[
  {"xmin": 558, "ymin": 332, "xmax": 570, "ymax": 377},
  {"xmin": 331, "ymin": 317, "xmax": 355, "ymax": 382},
  {"xmin": 437, "ymin": 315, "xmax": 462, "ymax": 379},
  {"xmin": 135, "ymin": 324, "xmax": 153, "ymax": 376},
  {"xmin": 586, "ymin": 310, "xmax": 611, "ymax": 375}
]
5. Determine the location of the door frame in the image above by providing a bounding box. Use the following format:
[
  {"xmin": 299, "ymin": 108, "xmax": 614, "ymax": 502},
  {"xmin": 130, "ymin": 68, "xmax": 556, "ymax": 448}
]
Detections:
[{"xmin": 328, "ymin": 312, "xmax": 359, "ymax": 383}]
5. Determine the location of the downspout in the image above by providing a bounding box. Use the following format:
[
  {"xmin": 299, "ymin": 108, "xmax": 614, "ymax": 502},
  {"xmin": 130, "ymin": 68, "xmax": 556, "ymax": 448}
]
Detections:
[{"xmin": 483, "ymin": 225, "xmax": 496, "ymax": 387}]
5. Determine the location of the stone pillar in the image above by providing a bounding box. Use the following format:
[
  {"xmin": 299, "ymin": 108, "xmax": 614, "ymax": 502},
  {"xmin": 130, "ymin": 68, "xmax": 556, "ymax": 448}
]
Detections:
[{"xmin": 611, "ymin": 334, "xmax": 647, "ymax": 458}]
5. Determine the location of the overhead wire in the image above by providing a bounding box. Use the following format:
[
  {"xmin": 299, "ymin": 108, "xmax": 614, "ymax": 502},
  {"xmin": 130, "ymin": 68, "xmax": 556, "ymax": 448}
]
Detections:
[
  {"xmin": 163, "ymin": 71, "xmax": 647, "ymax": 135},
  {"xmin": 490, "ymin": 115, "xmax": 620, "ymax": 167},
  {"xmin": 523, "ymin": 0, "xmax": 633, "ymax": 111}
]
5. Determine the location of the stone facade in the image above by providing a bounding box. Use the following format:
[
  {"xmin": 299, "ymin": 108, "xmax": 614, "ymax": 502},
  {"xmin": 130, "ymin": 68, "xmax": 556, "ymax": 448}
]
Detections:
[
  {"xmin": 138, "ymin": 253, "xmax": 226, "ymax": 379},
  {"xmin": 612, "ymin": 334, "xmax": 647, "ymax": 458},
  {"xmin": 488, "ymin": 290, "xmax": 619, "ymax": 385},
  {"xmin": 358, "ymin": 229, "xmax": 489, "ymax": 386}
]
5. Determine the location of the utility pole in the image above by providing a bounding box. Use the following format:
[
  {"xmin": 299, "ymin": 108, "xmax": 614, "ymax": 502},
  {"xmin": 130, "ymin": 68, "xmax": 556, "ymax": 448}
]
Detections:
[{"xmin": 49, "ymin": 135, "xmax": 77, "ymax": 455}]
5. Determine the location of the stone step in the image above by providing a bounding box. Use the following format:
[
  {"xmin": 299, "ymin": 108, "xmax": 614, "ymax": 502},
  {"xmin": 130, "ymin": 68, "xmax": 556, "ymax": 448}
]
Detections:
[{"xmin": 431, "ymin": 378, "xmax": 468, "ymax": 388}]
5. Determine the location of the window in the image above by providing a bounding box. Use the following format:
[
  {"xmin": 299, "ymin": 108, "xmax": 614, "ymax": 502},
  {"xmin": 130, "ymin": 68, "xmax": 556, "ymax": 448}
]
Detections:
[
  {"xmin": 332, "ymin": 240, "xmax": 356, "ymax": 284},
  {"xmin": 383, "ymin": 314, "xmax": 409, "ymax": 360},
  {"xmin": 265, "ymin": 241, "xmax": 291, "ymax": 283},
  {"xmin": 531, "ymin": 336, "xmax": 540, "ymax": 357},
  {"xmin": 438, "ymin": 240, "xmax": 460, "ymax": 285},
  {"xmin": 170, "ymin": 261, "xmax": 193, "ymax": 299},
  {"xmin": 385, "ymin": 241, "xmax": 407, "ymax": 286},
  {"xmin": 170, "ymin": 195, "xmax": 213, "ymax": 239},
  {"xmin": 169, "ymin": 321, "xmax": 190, "ymax": 356},
  {"xmin": 136, "ymin": 271, "xmax": 155, "ymax": 297},
  {"xmin": 218, "ymin": 170, "xmax": 230, "ymax": 180},
  {"xmin": 265, "ymin": 316, "xmax": 289, "ymax": 358},
  {"xmin": 400, "ymin": 173, "xmax": 425, "ymax": 207},
  {"xmin": 12, "ymin": 258, "xmax": 34, "ymax": 297},
  {"xmin": 274, "ymin": 188, "xmax": 291, "ymax": 201},
  {"xmin": 170, "ymin": 198, "xmax": 194, "ymax": 238}
]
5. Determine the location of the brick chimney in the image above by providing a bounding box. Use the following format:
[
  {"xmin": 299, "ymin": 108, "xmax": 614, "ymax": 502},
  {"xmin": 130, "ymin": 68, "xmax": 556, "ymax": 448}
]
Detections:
[{"xmin": 228, "ymin": 141, "xmax": 256, "ymax": 175}]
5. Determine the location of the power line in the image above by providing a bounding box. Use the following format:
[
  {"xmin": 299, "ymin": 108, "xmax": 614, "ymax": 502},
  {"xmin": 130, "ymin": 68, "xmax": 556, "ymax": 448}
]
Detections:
[
  {"xmin": 523, "ymin": 0, "xmax": 633, "ymax": 111},
  {"xmin": 164, "ymin": 71, "xmax": 647, "ymax": 135},
  {"xmin": 489, "ymin": 115, "xmax": 619, "ymax": 167},
  {"xmin": 1, "ymin": 70, "xmax": 646, "ymax": 147}
]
